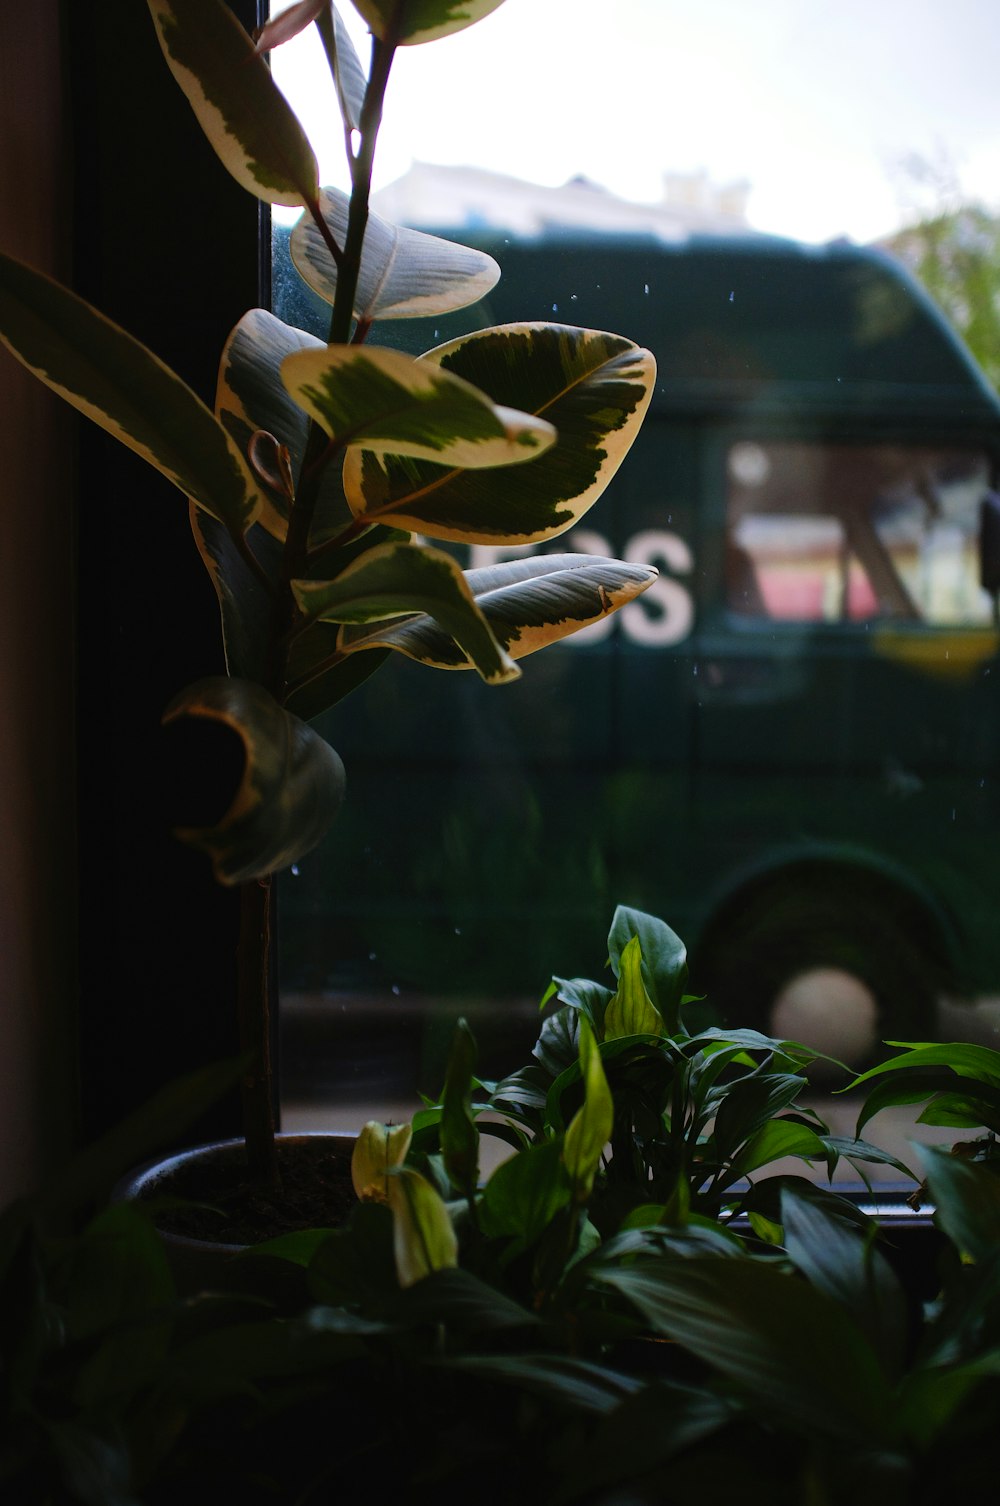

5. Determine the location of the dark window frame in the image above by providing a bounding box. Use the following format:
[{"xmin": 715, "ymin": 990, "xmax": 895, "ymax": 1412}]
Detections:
[{"xmin": 72, "ymin": 0, "xmax": 266, "ymax": 1140}]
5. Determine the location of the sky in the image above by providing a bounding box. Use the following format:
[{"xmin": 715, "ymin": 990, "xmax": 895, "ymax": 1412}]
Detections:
[{"xmin": 271, "ymin": 0, "xmax": 1000, "ymax": 245}]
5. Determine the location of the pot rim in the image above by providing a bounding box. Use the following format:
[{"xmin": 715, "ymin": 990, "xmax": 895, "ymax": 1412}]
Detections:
[{"xmin": 113, "ymin": 1130, "xmax": 358, "ymax": 1256}]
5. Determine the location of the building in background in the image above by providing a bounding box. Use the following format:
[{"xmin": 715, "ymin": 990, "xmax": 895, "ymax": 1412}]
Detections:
[{"xmin": 372, "ymin": 161, "xmax": 754, "ymax": 239}]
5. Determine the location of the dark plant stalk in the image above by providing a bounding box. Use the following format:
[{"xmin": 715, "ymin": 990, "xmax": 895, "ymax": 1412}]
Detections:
[
  {"xmin": 239, "ymin": 876, "xmax": 279, "ymax": 1186},
  {"xmin": 234, "ymin": 30, "xmax": 397, "ymax": 1187}
]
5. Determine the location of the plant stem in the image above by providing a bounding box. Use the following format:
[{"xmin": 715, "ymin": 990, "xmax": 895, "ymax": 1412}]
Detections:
[{"xmin": 238, "ymin": 876, "xmax": 280, "ymax": 1187}]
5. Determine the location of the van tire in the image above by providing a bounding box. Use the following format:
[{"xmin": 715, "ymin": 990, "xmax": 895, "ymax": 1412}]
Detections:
[{"xmin": 691, "ymin": 865, "xmax": 946, "ymax": 1070}]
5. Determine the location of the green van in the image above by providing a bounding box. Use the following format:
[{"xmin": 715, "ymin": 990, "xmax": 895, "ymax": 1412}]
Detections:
[{"xmin": 274, "ymin": 229, "xmax": 1000, "ymax": 1087}]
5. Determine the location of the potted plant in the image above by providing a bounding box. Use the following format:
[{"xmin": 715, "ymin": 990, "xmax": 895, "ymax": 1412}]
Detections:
[
  {"xmin": 0, "ymin": 0, "xmax": 658, "ymax": 1236},
  {"xmin": 6, "ymin": 906, "xmax": 997, "ymax": 1503}
]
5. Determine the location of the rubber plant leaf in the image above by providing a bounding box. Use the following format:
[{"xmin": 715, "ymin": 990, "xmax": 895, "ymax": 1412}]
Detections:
[
  {"xmin": 342, "ymin": 324, "xmax": 656, "ymax": 542},
  {"xmin": 190, "ymin": 506, "xmax": 284, "ymax": 684},
  {"xmin": 608, "ymin": 905, "xmax": 688, "ymax": 1034},
  {"xmin": 604, "ymin": 935, "xmax": 666, "ymax": 1041},
  {"xmin": 215, "ymin": 308, "xmax": 326, "ymax": 541},
  {"xmin": 563, "ymin": 1018, "xmax": 613, "ymax": 1204},
  {"xmin": 147, "ymin": 0, "xmax": 319, "ymax": 207},
  {"xmin": 386, "ymin": 1168, "xmax": 458, "ymax": 1288},
  {"xmin": 0, "ymin": 252, "xmax": 260, "ymax": 535},
  {"xmin": 292, "ymin": 540, "xmax": 518, "ymax": 684},
  {"xmin": 253, "ymin": 0, "xmax": 329, "ymax": 54},
  {"xmin": 334, "ymin": 553, "xmax": 656, "ymax": 668},
  {"xmin": 290, "ymin": 188, "xmax": 501, "ymax": 319},
  {"xmin": 282, "ymin": 343, "xmax": 555, "ymax": 469},
  {"xmin": 163, "ymin": 677, "xmax": 346, "ymax": 883},
  {"xmin": 352, "ymin": 0, "xmax": 507, "ymax": 47},
  {"xmin": 317, "ymin": 6, "xmax": 368, "ymax": 132},
  {"xmin": 283, "ymin": 624, "xmax": 391, "ymax": 720}
]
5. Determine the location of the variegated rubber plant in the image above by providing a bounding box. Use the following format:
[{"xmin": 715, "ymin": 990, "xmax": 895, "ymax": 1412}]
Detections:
[{"xmin": 0, "ymin": 0, "xmax": 656, "ymax": 1183}]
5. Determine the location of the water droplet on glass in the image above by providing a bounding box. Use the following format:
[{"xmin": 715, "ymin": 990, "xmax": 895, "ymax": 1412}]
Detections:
[
  {"xmin": 391, "ymin": 984, "xmax": 401, "ymax": 996},
  {"xmin": 644, "ymin": 283, "xmax": 649, "ymax": 295},
  {"xmin": 454, "ymin": 927, "xmax": 462, "ymax": 935},
  {"xmin": 290, "ymin": 864, "xmax": 299, "ymax": 876},
  {"xmin": 570, "ymin": 293, "xmax": 578, "ymax": 301},
  {"xmin": 552, "ymin": 303, "xmax": 558, "ymax": 313},
  {"xmin": 368, "ymin": 951, "xmax": 377, "ymax": 961},
  {"xmin": 729, "ymin": 290, "xmax": 735, "ymax": 303}
]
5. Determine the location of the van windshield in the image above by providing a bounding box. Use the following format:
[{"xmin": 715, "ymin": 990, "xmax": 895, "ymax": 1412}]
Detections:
[{"xmin": 726, "ymin": 442, "xmax": 993, "ymax": 625}]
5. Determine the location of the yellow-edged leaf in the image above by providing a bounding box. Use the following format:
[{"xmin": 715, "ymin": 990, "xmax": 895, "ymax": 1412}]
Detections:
[
  {"xmin": 163, "ymin": 677, "xmax": 346, "ymax": 883},
  {"xmin": 282, "ymin": 343, "xmax": 554, "ymax": 468},
  {"xmin": 335, "ymin": 553, "xmax": 656, "ymax": 667},
  {"xmin": 352, "ymin": 0, "xmax": 507, "ymax": 47},
  {"xmin": 147, "ymin": 0, "xmax": 319, "ymax": 207},
  {"xmin": 0, "ymin": 251, "xmax": 260, "ymax": 534},
  {"xmin": 293, "ymin": 540, "xmax": 519, "ymax": 684},
  {"xmin": 290, "ymin": 188, "xmax": 500, "ymax": 319},
  {"xmin": 342, "ymin": 324, "xmax": 655, "ymax": 543}
]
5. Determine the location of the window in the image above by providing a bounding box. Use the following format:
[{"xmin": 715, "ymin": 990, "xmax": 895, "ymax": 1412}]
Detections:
[{"xmin": 727, "ymin": 441, "xmax": 994, "ymax": 626}]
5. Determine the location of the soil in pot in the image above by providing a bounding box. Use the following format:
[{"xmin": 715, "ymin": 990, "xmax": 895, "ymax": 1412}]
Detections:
[{"xmin": 140, "ymin": 1136, "xmax": 358, "ymax": 1246}]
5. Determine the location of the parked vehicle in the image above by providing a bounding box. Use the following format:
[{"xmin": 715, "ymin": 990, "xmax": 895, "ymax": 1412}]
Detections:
[{"xmin": 275, "ymin": 227, "xmax": 1000, "ymax": 1089}]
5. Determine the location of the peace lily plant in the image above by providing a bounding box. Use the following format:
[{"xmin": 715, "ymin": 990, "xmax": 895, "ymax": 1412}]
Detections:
[{"xmin": 0, "ymin": 0, "xmax": 657, "ymax": 1187}]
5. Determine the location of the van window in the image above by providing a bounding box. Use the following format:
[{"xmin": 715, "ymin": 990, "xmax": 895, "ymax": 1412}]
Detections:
[{"xmin": 727, "ymin": 442, "xmax": 993, "ymax": 625}]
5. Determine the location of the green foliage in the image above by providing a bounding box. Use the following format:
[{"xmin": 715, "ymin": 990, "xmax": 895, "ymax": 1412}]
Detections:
[
  {"xmin": 887, "ymin": 195, "xmax": 1000, "ymax": 393},
  {"xmin": 14, "ymin": 924, "xmax": 1000, "ymax": 1501}
]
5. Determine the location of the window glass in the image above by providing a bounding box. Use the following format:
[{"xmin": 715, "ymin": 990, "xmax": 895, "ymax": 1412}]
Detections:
[
  {"xmin": 270, "ymin": 1, "xmax": 1000, "ymax": 1178},
  {"xmin": 727, "ymin": 442, "xmax": 993, "ymax": 625}
]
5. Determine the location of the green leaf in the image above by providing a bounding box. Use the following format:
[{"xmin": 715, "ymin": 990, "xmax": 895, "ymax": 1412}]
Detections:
[
  {"xmin": 608, "ymin": 906, "xmax": 688, "ymax": 1033},
  {"xmin": 919, "ymin": 1144, "xmax": 1000, "ymax": 1262},
  {"xmin": 440, "ymin": 1019, "xmax": 480, "ymax": 1199},
  {"xmin": 290, "ymin": 188, "xmax": 501, "ymax": 319},
  {"xmin": 849, "ymin": 1042, "xmax": 1000, "ymax": 1092},
  {"xmin": 564, "ymin": 1018, "xmax": 614, "ymax": 1203},
  {"xmin": 389, "ymin": 1267, "xmax": 537, "ymax": 1332},
  {"xmin": 386, "ymin": 1168, "xmax": 458, "ymax": 1286},
  {"xmin": 722, "ymin": 1118, "xmax": 828, "ymax": 1185},
  {"xmin": 711, "ymin": 1074, "xmax": 808, "ymax": 1162},
  {"xmin": 293, "ymin": 539, "xmax": 518, "ymax": 684},
  {"xmin": 549, "ymin": 976, "xmax": 614, "ymax": 1040},
  {"xmin": 342, "ymin": 323, "xmax": 655, "ymax": 542},
  {"xmin": 163, "ymin": 676, "xmax": 346, "ymax": 883},
  {"xmin": 444, "ymin": 1352, "xmax": 643, "ymax": 1414},
  {"xmin": 283, "ymin": 342, "xmax": 555, "ymax": 468},
  {"xmin": 147, "ymin": 0, "xmax": 319, "ymax": 206},
  {"xmin": 0, "ymin": 251, "xmax": 260, "ymax": 534},
  {"xmin": 479, "ymin": 1139, "xmax": 571, "ymax": 1245},
  {"xmin": 352, "ymin": 0, "xmax": 507, "ymax": 47},
  {"xmin": 780, "ymin": 1186, "xmax": 907, "ymax": 1379},
  {"xmin": 851, "ymin": 1049, "xmax": 1000, "ymax": 1138},
  {"xmin": 335, "ymin": 552, "xmax": 656, "ymax": 667},
  {"xmin": 600, "ymin": 1257, "xmax": 893, "ymax": 1443},
  {"xmin": 604, "ymin": 935, "xmax": 665, "ymax": 1041}
]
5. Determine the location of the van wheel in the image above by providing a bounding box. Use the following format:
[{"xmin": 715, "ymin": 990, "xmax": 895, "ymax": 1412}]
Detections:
[{"xmin": 692, "ymin": 868, "xmax": 945, "ymax": 1073}]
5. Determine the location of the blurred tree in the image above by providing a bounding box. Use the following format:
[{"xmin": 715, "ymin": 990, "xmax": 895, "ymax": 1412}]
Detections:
[{"xmin": 884, "ymin": 153, "xmax": 1000, "ymax": 392}]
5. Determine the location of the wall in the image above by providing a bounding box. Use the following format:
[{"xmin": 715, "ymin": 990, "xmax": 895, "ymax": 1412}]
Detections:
[{"xmin": 0, "ymin": 1, "xmax": 77, "ymax": 1202}]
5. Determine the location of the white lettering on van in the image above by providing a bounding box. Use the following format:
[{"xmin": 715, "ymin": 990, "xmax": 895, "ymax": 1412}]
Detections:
[{"xmin": 468, "ymin": 531, "xmax": 695, "ymax": 647}]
